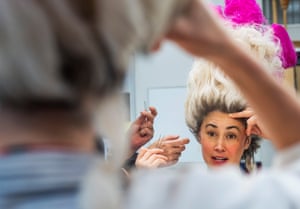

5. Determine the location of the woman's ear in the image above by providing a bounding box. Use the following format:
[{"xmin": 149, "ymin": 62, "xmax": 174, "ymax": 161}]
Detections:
[
  {"xmin": 244, "ymin": 136, "xmax": 251, "ymax": 150},
  {"xmin": 197, "ymin": 132, "xmax": 202, "ymax": 144}
]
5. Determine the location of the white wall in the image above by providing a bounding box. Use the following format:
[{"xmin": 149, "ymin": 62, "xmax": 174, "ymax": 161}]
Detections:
[
  {"xmin": 134, "ymin": 43, "xmax": 193, "ymax": 116},
  {"xmin": 288, "ymin": 24, "xmax": 300, "ymax": 41},
  {"xmin": 133, "ymin": 43, "xmax": 198, "ymax": 165}
]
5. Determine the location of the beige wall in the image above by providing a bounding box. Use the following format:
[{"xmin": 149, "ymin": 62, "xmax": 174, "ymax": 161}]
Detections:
[{"xmin": 283, "ymin": 68, "xmax": 296, "ymax": 91}]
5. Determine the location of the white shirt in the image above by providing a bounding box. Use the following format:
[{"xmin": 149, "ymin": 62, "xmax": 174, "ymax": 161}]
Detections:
[{"xmin": 125, "ymin": 143, "xmax": 300, "ymax": 209}]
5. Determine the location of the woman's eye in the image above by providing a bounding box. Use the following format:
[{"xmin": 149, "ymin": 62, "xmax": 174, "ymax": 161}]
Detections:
[
  {"xmin": 226, "ymin": 134, "xmax": 237, "ymax": 140},
  {"xmin": 207, "ymin": 131, "xmax": 216, "ymax": 137}
]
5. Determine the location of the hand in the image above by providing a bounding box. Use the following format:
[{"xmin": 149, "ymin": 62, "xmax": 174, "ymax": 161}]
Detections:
[
  {"xmin": 149, "ymin": 135, "xmax": 190, "ymax": 166},
  {"xmin": 229, "ymin": 108, "xmax": 269, "ymax": 139},
  {"xmin": 135, "ymin": 148, "xmax": 168, "ymax": 169},
  {"xmin": 127, "ymin": 106, "xmax": 157, "ymax": 154}
]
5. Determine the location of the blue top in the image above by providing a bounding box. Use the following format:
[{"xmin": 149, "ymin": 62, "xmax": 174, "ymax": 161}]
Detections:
[{"xmin": 0, "ymin": 151, "xmax": 97, "ymax": 209}]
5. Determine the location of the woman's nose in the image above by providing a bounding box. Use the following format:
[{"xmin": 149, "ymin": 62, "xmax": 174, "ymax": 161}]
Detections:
[{"xmin": 214, "ymin": 138, "xmax": 225, "ymax": 152}]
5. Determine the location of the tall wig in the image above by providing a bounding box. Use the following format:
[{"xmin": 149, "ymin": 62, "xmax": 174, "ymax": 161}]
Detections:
[{"xmin": 185, "ymin": 21, "xmax": 284, "ymax": 139}]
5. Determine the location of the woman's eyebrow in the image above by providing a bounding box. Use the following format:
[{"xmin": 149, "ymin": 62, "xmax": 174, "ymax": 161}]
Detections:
[
  {"xmin": 205, "ymin": 123, "xmax": 217, "ymax": 128},
  {"xmin": 226, "ymin": 126, "xmax": 242, "ymax": 133}
]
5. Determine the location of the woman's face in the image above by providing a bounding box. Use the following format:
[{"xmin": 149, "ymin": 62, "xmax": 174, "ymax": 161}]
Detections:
[{"xmin": 198, "ymin": 111, "xmax": 250, "ymax": 168}]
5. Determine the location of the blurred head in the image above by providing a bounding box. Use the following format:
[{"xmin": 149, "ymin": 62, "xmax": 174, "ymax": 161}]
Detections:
[
  {"xmin": 0, "ymin": 0, "xmax": 128, "ymax": 116},
  {"xmin": 0, "ymin": 0, "xmax": 186, "ymax": 138},
  {"xmin": 0, "ymin": 0, "xmax": 190, "ymax": 167}
]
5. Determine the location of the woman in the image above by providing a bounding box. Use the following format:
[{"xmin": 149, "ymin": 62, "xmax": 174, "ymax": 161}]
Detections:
[
  {"xmin": 185, "ymin": 60, "xmax": 261, "ymax": 172},
  {"xmin": 182, "ymin": 0, "xmax": 295, "ymax": 172}
]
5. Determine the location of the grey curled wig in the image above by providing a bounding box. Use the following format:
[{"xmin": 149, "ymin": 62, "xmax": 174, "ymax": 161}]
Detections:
[{"xmin": 185, "ymin": 60, "xmax": 248, "ymax": 138}]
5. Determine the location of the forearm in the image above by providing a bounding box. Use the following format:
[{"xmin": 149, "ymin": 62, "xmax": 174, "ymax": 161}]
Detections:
[{"xmin": 209, "ymin": 38, "xmax": 300, "ymax": 150}]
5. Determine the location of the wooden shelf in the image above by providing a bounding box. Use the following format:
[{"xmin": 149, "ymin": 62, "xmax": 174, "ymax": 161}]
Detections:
[{"xmin": 294, "ymin": 41, "xmax": 300, "ymax": 48}]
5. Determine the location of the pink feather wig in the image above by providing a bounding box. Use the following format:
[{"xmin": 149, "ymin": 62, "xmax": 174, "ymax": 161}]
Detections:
[
  {"xmin": 224, "ymin": 0, "xmax": 266, "ymax": 25},
  {"xmin": 272, "ymin": 24, "xmax": 297, "ymax": 68},
  {"xmin": 213, "ymin": 0, "xmax": 297, "ymax": 69}
]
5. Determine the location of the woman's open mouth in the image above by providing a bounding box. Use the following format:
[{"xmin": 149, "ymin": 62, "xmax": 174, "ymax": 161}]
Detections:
[{"xmin": 211, "ymin": 156, "xmax": 228, "ymax": 165}]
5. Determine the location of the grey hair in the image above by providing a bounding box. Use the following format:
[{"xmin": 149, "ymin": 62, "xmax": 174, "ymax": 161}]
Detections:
[
  {"xmin": 0, "ymin": 0, "xmax": 113, "ymax": 109},
  {"xmin": 0, "ymin": 0, "xmax": 190, "ymax": 111}
]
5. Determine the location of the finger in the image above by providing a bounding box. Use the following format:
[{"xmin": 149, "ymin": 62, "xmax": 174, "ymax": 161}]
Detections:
[
  {"xmin": 148, "ymin": 106, "xmax": 158, "ymax": 117},
  {"xmin": 164, "ymin": 146, "xmax": 186, "ymax": 155},
  {"xmin": 148, "ymin": 136, "xmax": 171, "ymax": 149},
  {"xmin": 141, "ymin": 148, "xmax": 165, "ymax": 161},
  {"xmin": 148, "ymin": 135, "xmax": 179, "ymax": 149},
  {"xmin": 249, "ymin": 125, "xmax": 262, "ymax": 136},
  {"xmin": 148, "ymin": 148, "xmax": 165, "ymax": 154},
  {"xmin": 141, "ymin": 109, "xmax": 157, "ymax": 122},
  {"xmin": 152, "ymin": 158, "xmax": 168, "ymax": 168},
  {"xmin": 148, "ymin": 154, "xmax": 168, "ymax": 166},
  {"xmin": 141, "ymin": 113, "xmax": 155, "ymax": 124},
  {"xmin": 139, "ymin": 148, "xmax": 158, "ymax": 161},
  {"xmin": 127, "ymin": 114, "xmax": 145, "ymax": 134},
  {"xmin": 179, "ymin": 138, "xmax": 190, "ymax": 145},
  {"xmin": 163, "ymin": 138, "xmax": 190, "ymax": 146},
  {"xmin": 140, "ymin": 120, "xmax": 154, "ymax": 129},
  {"xmin": 149, "ymin": 153, "xmax": 168, "ymax": 162},
  {"xmin": 132, "ymin": 112, "xmax": 146, "ymax": 126},
  {"xmin": 161, "ymin": 135, "xmax": 180, "ymax": 141},
  {"xmin": 166, "ymin": 153, "xmax": 181, "ymax": 162},
  {"xmin": 145, "ymin": 159, "xmax": 166, "ymax": 168},
  {"xmin": 229, "ymin": 110, "xmax": 254, "ymax": 119},
  {"xmin": 136, "ymin": 159, "xmax": 151, "ymax": 169},
  {"xmin": 247, "ymin": 115, "xmax": 257, "ymax": 124},
  {"xmin": 164, "ymin": 151, "xmax": 184, "ymax": 161},
  {"xmin": 139, "ymin": 127, "xmax": 154, "ymax": 137},
  {"xmin": 246, "ymin": 116, "xmax": 258, "ymax": 136},
  {"xmin": 136, "ymin": 147, "xmax": 148, "ymax": 160}
]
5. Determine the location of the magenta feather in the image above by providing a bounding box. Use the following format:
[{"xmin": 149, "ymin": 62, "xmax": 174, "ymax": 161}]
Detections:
[
  {"xmin": 224, "ymin": 0, "xmax": 266, "ymax": 24},
  {"xmin": 272, "ymin": 24, "xmax": 297, "ymax": 68}
]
